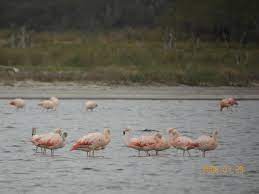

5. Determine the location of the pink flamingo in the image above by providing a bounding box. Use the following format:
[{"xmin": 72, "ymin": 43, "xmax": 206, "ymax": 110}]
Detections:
[
  {"xmin": 122, "ymin": 128, "xmax": 161, "ymax": 156},
  {"xmin": 70, "ymin": 128, "xmax": 111, "ymax": 157},
  {"xmin": 31, "ymin": 128, "xmax": 63, "ymax": 154},
  {"xmin": 9, "ymin": 98, "xmax": 25, "ymax": 109},
  {"xmin": 37, "ymin": 130, "xmax": 68, "ymax": 156},
  {"xmin": 168, "ymin": 128, "xmax": 198, "ymax": 156},
  {"xmin": 194, "ymin": 130, "xmax": 218, "ymax": 157},
  {"xmin": 219, "ymin": 97, "xmax": 238, "ymax": 111}
]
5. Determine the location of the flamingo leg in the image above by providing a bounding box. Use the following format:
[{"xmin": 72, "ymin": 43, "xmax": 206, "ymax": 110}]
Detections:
[
  {"xmin": 35, "ymin": 146, "xmax": 38, "ymax": 153},
  {"xmin": 183, "ymin": 150, "xmax": 185, "ymax": 157},
  {"xmin": 138, "ymin": 150, "xmax": 140, "ymax": 157},
  {"xmin": 187, "ymin": 150, "xmax": 191, "ymax": 157},
  {"xmin": 202, "ymin": 151, "xmax": 205, "ymax": 157},
  {"xmin": 156, "ymin": 151, "xmax": 158, "ymax": 156}
]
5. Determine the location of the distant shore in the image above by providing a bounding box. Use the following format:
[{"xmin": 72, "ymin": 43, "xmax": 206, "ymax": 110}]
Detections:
[
  {"xmin": 1, "ymin": 30, "xmax": 259, "ymax": 87},
  {"xmin": 0, "ymin": 81, "xmax": 258, "ymax": 100}
]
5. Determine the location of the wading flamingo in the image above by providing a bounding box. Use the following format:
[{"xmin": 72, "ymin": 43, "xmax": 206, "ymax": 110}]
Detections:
[
  {"xmin": 168, "ymin": 128, "xmax": 198, "ymax": 156},
  {"xmin": 9, "ymin": 98, "xmax": 25, "ymax": 109},
  {"xmin": 31, "ymin": 128, "xmax": 63, "ymax": 153},
  {"xmin": 194, "ymin": 130, "xmax": 218, "ymax": 157},
  {"xmin": 85, "ymin": 100, "xmax": 98, "ymax": 111},
  {"xmin": 123, "ymin": 128, "xmax": 161, "ymax": 156},
  {"xmin": 70, "ymin": 128, "xmax": 111, "ymax": 157},
  {"xmin": 219, "ymin": 97, "xmax": 238, "ymax": 111},
  {"xmin": 37, "ymin": 130, "xmax": 68, "ymax": 156}
]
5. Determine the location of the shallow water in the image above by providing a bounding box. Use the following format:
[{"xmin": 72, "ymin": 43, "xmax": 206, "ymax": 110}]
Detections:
[{"xmin": 0, "ymin": 100, "xmax": 258, "ymax": 194}]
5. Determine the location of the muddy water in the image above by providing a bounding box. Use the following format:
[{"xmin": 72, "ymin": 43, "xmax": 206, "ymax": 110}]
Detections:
[{"xmin": 0, "ymin": 100, "xmax": 258, "ymax": 194}]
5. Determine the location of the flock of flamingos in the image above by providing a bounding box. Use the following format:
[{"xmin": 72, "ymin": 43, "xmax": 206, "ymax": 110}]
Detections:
[{"xmin": 8, "ymin": 96, "xmax": 238, "ymax": 158}]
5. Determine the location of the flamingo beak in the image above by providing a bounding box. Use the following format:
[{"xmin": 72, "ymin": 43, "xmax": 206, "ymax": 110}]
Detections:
[{"xmin": 123, "ymin": 131, "xmax": 125, "ymax": 135}]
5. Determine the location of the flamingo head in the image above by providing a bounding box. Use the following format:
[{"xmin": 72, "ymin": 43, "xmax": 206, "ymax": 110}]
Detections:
[
  {"xmin": 167, "ymin": 128, "xmax": 177, "ymax": 135},
  {"xmin": 212, "ymin": 129, "xmax": 219, "ymax": 138},
  {"xmin": 50, "ymin": 97, "xmax": 59, "ymax": 104},
  {"xmin": 104, "ymin": 128, "xmax": 111, "ymax": 136},
  {"xmin": 154, "ymin": 133, "xmax": 162, "ymax": 140},
  {"xmin": 54, "ymin": 128, "xmax": 63, "ymax": 135},
  {"xmin": 228, "ymin": 97, "xmax": 238, "ymax": 105},
  {"xmin": 123, "ymin": 128, "xmax": 132, "ymax": 135},
  {"xmin": 9, "ymin": 101, "xmax": 15, "ymax": 106},
  {"xmin": 32, "ymin": 128, "xmax": 37, "ymax": 136},
  {"xmin": 62, "ymin": 132, "xmax": 68, "ymax": 139}
]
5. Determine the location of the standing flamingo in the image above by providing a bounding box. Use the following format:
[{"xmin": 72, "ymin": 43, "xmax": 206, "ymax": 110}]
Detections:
[
  {"xmin": 219, "ymin": 97, "xmax": 238, "ymax": 111},
  {"xmin": 194, "ymin": 130, "xmax": 218, "ymax": 157},
  {"xmin": 85, "ymin": 100, "xmax": 98, "ymax": 111},
  {"xmin": 9, "ymin": 98, "xmax": 25, "ymax": 109},
  {"xmin": 37, "ymin": 131, "xmax": 68, "ymax": 156},
  {"xmin": 122, "ymin": 128, "xmax": 159, "ymax": 156},
  {"xmin": 70, "ymin": 128, "xmax": 111, "ymax": 157},
  {"xmin": 168, "ymin": 128, "xmax": 198, "ymax": 156},
  {"xmin": 31, "ymin": 128, "xmax": 63, "ymax": 153}
]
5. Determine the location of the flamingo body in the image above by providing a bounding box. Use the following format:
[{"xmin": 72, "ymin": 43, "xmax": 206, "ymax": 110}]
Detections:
[
  {"xmin": 38, "ymin": 100, "xmax": 56, "ymax": 110},
  {"xmin": 71, "ymin": 128, "xmax": 111, "ymax": 156},
  {"xmin": 195, "ymin": 130, "xmax": 218, "ymax": 157},
  {"xmin": 85, "ymin": 101, "xmax": 98, "ymax": 111},
  {"xmin": 9, "ymin": 98, "xmax": 25, "ymax": 109}
]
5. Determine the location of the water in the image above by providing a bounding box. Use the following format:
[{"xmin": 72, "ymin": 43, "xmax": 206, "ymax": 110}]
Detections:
[{"xmin": 0, "ymin": 99, "xmax": 258, "ymax": 194}]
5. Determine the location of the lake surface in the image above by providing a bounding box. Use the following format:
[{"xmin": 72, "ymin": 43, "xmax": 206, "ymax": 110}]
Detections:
[{"xmin": 0, "ymin": 99, "xmax": 258, "ymax": 194}]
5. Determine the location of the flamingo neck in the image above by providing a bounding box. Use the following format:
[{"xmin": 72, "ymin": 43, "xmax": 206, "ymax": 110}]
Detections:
[{"xmin": 123, "ymin": 132, "xmax": 131, "ymax": 146}]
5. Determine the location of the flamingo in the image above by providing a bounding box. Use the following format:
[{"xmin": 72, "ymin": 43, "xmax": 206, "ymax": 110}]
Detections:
[
  {"xmin": 219, "ymin": 97, "xmax": 238, "ymax": 111},
  {"xmin": 70, "ymin": 128, "xmax": 111, "ymax": 157},
  {"xmin": 31, "ymin": 128, "xmax": 63, "ymax": 153},
  {"xmin": 37, "ymin": 130, "xmax": 68, "ymax": 156},
  {"xmin": 194, "ymin": 130, "xmax": 218, "ymax": 157},
  {"xmin": 9, "ymin": 98, "xmax": 25, "ymax": 109},
  {"xmin": 122, "ymin": 128, "xmax": 159, "ymax": 156},
  {"xmin": 85, "ymin": 100, "xmax": 98, "ymax": 111},
  {"xmin": 168, "ymin": 128, "xmax": 198, "ymax": 156},
  {"xmin": 38, "ymin": 100, "xmax": 56, "ymax": 111}
]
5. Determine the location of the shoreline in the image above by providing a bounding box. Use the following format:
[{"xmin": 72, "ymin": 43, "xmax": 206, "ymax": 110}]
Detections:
[{"xmin": 0, "ymin": 81, "xmax": 258, "ymax": 100}]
